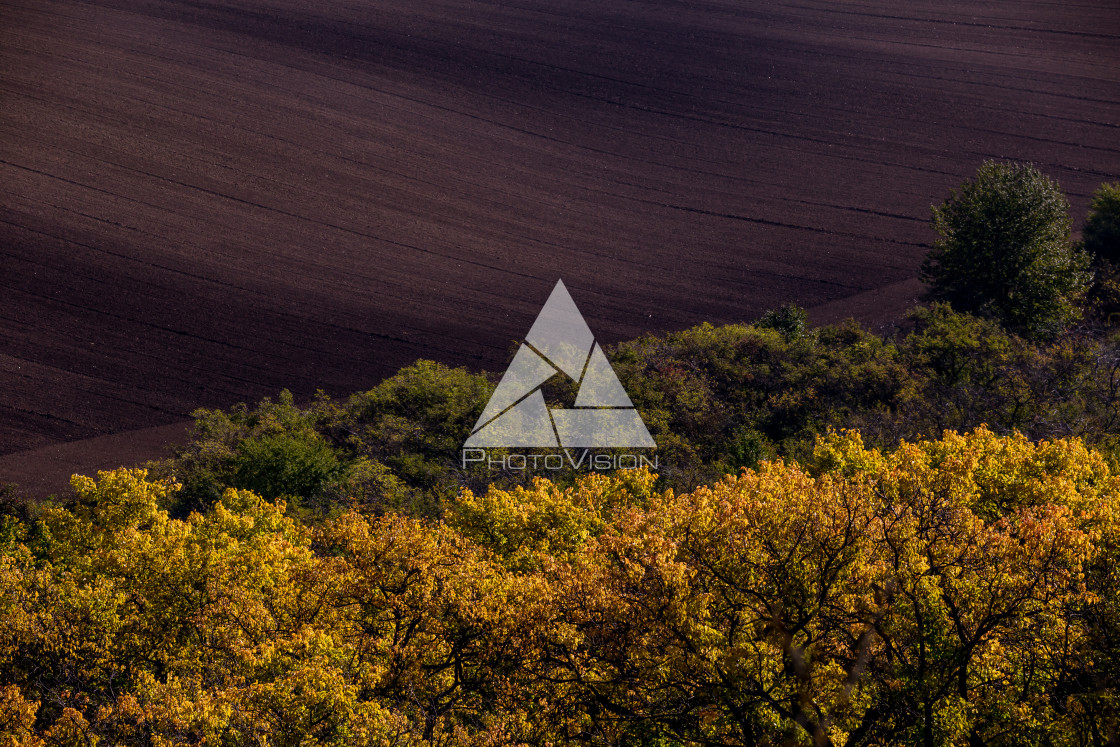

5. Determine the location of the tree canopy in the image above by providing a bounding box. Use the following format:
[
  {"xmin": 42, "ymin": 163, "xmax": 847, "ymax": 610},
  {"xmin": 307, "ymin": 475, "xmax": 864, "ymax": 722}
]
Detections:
[
  {"xmin": 1084, "ymin": 182, "xmax": 1120, "ymax": 264},
  {"xmin": 1, "ymin": 428, "xmax": 1117, "ymax": 745},
  {"xmin": 921, "ymin": 161, "xmax": 1090, "ymax": 338}
]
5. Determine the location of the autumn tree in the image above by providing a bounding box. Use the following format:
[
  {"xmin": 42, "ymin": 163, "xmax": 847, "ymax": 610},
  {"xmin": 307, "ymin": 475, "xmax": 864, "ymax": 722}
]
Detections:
[{"xmin": 8, "ymin": 431, "xmax": 1117, "ymax": 746}]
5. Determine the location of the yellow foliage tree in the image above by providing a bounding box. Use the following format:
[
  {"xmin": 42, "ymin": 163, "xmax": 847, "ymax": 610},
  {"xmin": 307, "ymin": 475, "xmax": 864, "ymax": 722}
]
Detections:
[{"xmin": 0, "ymin": 429, "xmax": 1116, "ymax": 746}]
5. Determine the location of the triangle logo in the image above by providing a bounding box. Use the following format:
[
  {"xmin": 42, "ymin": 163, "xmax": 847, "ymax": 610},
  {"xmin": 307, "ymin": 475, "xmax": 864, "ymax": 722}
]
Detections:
[{"xmin": 465, "ymin": 280, "xmax": 656, "ymax": 449}]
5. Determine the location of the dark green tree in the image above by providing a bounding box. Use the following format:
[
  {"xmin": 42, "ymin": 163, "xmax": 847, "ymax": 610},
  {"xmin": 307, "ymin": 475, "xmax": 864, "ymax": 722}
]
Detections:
[
  {"xmin": 756, "ymin": 302, "xmax": 808, "ymax": 340},
  {"xmin": 1083, "ymin": 183, "xmax": 1120, "ymax": 323},
  {"xmin": 920, "ymin": 160, "xmax": 1090, "ymax": 338},
  {"xmin": 231, "ymin": 431, "xmax": 343, "ymax": 503},
  {"xmin": 1084, "ymin": 182, "xmax": 1120, "ymax": 263}
]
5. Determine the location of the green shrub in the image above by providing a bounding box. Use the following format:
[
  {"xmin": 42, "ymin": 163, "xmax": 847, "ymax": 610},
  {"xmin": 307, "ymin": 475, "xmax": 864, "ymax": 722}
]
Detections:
[
  {"xmin": 756, "ymin": 303, "xmax": 807, "ymax": 340},
  {"xmin": 153, "ymin": 305, "xmax": 1120, "ymax": 523}
]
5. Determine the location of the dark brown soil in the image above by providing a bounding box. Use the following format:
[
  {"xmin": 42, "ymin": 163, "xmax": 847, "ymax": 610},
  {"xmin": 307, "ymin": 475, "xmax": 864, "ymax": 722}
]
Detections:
[
  {"xmin": 0, "ymin": 421, "xmax": 190, "ymax": 498},
  {"xmin": 1, "ymin": 0, "xmax": 1118, "ymax": 492}
]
